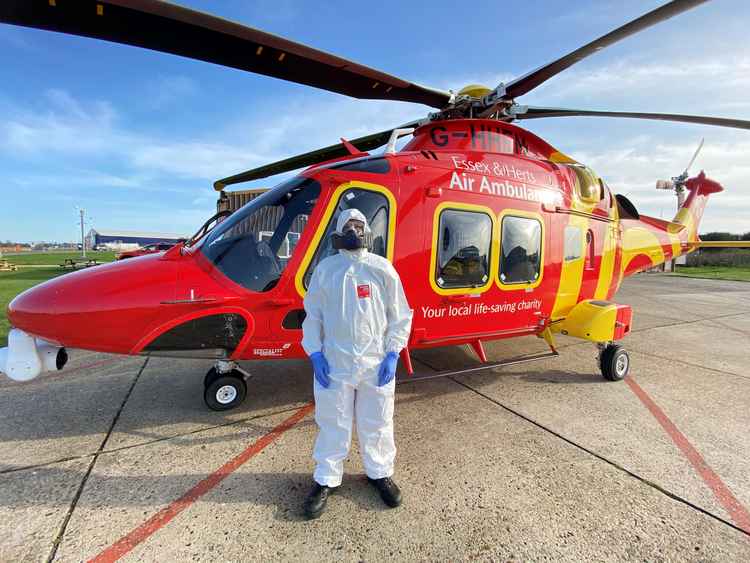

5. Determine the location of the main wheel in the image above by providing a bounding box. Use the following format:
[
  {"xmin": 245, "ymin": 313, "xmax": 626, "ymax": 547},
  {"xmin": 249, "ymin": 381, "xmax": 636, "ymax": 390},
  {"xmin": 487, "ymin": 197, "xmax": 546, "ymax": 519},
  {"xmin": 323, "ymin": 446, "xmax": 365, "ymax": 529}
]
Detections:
[
  {"xmin": 600, "ymin": 344, "xmax": 630, "ymax": 381},
  {"xmin": 204, "ymin": 374, "xmax": 247, "ymax": 411}
]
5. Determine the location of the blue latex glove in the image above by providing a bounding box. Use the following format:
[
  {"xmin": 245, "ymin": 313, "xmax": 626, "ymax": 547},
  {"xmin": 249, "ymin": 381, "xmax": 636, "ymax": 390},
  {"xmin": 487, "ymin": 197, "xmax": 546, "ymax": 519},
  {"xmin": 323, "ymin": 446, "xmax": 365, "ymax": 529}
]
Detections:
[
  {"xmin": 377, "ymin": 352, "xmax": 399, "ymax": 387},
  {"xmin": 310, "ymin": 351, "xmax": 330, "ymax": 388}
]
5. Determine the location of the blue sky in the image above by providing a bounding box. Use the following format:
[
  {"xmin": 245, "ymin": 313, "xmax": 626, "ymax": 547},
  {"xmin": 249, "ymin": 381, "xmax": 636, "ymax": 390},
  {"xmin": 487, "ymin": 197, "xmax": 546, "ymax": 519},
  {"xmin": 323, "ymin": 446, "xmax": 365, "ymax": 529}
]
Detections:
[{"xmin": 2, "ymin": 0, "xmax": 750, "ymax": 242}]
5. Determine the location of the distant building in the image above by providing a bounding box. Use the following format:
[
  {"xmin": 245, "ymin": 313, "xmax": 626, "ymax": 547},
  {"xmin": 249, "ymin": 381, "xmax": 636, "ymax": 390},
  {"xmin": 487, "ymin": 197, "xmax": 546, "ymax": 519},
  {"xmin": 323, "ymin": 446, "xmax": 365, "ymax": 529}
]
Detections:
[
  {"xmin": 216, "ymin": 188, "xmax": 268, "ymax": 216},
  {"xmin": 0, "ymin": 243, "xmax": 31, "ymax": 253},
  {"xmin": 86, "ymin": 229, "xmax": 187, "ymax": 250}
]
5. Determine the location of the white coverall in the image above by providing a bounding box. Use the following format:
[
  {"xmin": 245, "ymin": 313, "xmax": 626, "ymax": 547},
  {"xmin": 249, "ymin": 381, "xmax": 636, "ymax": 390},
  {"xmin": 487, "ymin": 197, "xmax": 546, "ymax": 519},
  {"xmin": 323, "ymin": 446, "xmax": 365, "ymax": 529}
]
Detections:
[{"xmin": 302, "ymin": 209, "xmax": 413, "ymax": 487}]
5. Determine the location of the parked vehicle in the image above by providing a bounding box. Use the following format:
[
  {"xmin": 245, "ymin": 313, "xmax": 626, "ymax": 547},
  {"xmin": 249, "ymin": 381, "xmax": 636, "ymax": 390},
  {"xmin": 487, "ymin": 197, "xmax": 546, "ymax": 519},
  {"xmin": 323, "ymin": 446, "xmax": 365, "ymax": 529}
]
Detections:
[{"xmin": 116, "ymin": 242, "xmax": 175, "ymax": 260}]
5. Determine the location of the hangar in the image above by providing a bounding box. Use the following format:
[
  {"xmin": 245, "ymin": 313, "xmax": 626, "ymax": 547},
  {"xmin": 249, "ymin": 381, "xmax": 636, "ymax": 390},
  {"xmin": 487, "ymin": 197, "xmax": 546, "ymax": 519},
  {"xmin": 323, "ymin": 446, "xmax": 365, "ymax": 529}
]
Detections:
[{"xmin": 86, "ymin": 229, "xmax": 187, "ymax": 250}]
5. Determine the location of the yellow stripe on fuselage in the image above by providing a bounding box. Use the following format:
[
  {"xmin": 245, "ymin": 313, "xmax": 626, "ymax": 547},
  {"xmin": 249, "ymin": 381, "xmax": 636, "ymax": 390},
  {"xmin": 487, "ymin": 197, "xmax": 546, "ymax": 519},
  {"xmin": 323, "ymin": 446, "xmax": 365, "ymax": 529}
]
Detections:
[
  {"xmin": 667, "ymin": 231, "xmax": 682, "ymax": 259},
  {"xmin": 594, "ymin": 225, "xmax": 617, "ymax": 300},
  {"xmin": 551, "ymin": 214, "xmax": 588, "ymax": 319},
  {"xmin": 673, "ymin": 207, "xmax": 697, "ymax": 239},
  {"xmin": 621, "ymin": 227, "xmax": 665, "ymax": 274},
  {"xmin": 667, "ymin": 206, "xmax": 698, "ymax": 260}
]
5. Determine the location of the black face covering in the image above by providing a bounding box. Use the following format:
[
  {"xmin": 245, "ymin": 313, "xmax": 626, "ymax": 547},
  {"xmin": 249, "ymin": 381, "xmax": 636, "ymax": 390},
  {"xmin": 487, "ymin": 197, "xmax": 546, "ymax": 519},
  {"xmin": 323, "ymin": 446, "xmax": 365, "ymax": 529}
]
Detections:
[{"xmin": 340, "ymin": 228, "xmax": 364, "ymax": 250}]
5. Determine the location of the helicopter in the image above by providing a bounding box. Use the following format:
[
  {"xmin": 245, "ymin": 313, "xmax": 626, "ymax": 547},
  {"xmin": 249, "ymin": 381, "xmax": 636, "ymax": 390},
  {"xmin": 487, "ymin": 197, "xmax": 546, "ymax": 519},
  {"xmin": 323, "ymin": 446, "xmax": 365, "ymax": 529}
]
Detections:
[{"xmin": 1, "ymin": 0, "xmax": 749, "ymax": 411}]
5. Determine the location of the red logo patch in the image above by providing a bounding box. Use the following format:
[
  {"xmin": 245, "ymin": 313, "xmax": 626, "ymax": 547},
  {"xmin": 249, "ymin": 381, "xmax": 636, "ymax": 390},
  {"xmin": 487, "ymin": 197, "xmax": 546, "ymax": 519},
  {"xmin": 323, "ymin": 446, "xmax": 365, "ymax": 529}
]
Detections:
[{"xmin": 356, "ymin": 284, "xmax": 371, "ymax": 298}]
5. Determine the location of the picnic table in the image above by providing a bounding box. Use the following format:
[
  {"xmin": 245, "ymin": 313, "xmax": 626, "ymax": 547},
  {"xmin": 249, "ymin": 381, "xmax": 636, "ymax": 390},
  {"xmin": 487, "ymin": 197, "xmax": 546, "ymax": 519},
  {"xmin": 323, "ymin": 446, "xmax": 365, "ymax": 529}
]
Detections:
[
  {"xmin": 0, "ymin": 259, "xmax": 18, "ymax": 272},
  {"xmin": 60, "ymin": 258, "xmax": 100, "ymax": 270}
]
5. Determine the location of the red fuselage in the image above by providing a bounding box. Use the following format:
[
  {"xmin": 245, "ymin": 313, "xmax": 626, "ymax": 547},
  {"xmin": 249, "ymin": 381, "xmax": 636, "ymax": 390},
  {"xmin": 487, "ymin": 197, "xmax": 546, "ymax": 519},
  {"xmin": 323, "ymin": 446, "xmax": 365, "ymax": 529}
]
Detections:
[{"xmin": 7, "ymin": 119, "xmax": 717, "ymax": 362}]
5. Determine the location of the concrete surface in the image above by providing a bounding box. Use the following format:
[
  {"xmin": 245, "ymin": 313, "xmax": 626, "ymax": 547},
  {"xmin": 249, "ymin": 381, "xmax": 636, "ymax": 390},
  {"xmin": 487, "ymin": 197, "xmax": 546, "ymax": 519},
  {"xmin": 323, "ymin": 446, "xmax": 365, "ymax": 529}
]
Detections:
[{"xmin": 0, "ymin": 274, "xmax": 748, "ymax": 561}]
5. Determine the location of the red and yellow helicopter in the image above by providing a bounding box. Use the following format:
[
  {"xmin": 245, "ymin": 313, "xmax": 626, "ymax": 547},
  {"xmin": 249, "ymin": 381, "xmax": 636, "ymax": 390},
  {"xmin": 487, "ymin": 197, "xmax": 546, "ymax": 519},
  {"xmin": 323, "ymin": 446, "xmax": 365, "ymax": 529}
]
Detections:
[{"xmin": 1, "ymin": 0, "xmax": 748, "ymax": 410}]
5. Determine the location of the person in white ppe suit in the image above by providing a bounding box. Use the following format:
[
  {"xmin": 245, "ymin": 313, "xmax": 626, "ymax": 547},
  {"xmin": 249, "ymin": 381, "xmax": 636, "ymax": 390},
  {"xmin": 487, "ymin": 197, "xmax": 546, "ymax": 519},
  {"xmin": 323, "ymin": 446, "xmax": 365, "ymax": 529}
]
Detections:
[{"xmin": 301, "ymin": 207, "xmax": 413, "ymax": 519}]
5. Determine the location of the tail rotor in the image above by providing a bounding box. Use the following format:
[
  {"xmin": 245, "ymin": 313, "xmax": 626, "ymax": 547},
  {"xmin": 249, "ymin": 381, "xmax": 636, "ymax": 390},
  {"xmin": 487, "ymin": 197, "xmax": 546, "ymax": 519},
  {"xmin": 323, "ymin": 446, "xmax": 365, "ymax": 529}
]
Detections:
[{"xmin": 656, "ymin": 138, "xmax": 705, "ymax": 205}]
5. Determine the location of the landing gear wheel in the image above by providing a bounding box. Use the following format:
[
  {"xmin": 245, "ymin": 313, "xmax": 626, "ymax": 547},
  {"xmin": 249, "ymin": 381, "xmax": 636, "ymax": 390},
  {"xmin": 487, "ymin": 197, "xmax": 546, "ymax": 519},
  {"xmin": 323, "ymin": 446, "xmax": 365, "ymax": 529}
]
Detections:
[
  {"xmin": 204, "ymin": 374, "xmax": 247, "ymax": 411},
  {"xmin": 600, "ymin": 344, "xmax": 630, "ymax": 381}
]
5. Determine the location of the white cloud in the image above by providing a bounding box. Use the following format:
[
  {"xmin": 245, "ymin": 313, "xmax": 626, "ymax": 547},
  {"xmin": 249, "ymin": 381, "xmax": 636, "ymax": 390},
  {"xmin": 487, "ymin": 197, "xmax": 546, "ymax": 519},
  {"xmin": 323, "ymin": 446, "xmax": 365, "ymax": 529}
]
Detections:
[
  {"xmin": 1, "ymin": 89, "xmax": 118, "ymax": 155},
  {"xmin": 3, "ymin": 78, "xmax": 749, "ymax": 239},
  {"xmin": 0, "ymin": 88, "xmax": 424, "ymax": 180},
  {"xmin": 7, "ymin": 170, "xmax": 189, "ymax": 194},
  {"xmin": 566, "ymin": 135, "xmax": 750, "ymax": 233},
  {"xmin": 531, "ymin": 56, "xmax": 750, "ymax": 107},
  {"xmin": 130, "ymin": 141, "xmax": 265, "ymax": 180}
]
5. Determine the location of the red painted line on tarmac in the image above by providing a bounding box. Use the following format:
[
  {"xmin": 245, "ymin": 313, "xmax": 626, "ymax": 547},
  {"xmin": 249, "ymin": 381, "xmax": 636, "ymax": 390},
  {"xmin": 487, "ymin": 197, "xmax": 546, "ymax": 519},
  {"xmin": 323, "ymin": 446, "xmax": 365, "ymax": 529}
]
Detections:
[
  {"xmin": 88, "ymin": 403, "xmax": 314, "ymax": 563},
  {"xmin": 626, "ymin": 377, "xmax": 750, "ymax": 533}
]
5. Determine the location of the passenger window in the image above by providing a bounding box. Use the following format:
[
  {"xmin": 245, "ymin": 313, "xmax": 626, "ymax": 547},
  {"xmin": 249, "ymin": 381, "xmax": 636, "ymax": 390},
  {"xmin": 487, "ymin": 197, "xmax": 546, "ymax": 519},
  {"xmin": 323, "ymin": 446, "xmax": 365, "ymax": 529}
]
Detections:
[
  {"xmin": 499, "ymin": 216, "xmax": 542, "ymax": 284},
  {"xmin": 564, "ymin": 226, "xmax": 582, "ymax": 261},
  {"xmin": 435, "ymin": 209, "xmax": 492, "ymax": 289},
  {"xmin": 571, "ymin": 165, "xmax": 602, "ymax": 204},
  {"xmin": 303, "ymin": 188, "xmax": 390, "ymax": 288}
]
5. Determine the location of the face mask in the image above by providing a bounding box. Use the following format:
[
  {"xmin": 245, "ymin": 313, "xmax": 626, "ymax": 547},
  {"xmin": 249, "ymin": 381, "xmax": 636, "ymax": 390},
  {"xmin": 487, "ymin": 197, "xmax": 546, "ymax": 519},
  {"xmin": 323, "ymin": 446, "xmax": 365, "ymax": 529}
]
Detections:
[{"xmin": 340, "ymin": 228, "xmax": 364, "ymax": 250}]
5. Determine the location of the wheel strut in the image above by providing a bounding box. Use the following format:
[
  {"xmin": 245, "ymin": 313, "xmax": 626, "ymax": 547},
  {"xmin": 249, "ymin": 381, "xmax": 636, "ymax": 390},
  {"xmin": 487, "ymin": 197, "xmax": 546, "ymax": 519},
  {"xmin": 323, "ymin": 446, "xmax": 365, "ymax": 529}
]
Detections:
[{"xmin": 215, "ymin": 359, "xmax": 251, "ymax": 380}]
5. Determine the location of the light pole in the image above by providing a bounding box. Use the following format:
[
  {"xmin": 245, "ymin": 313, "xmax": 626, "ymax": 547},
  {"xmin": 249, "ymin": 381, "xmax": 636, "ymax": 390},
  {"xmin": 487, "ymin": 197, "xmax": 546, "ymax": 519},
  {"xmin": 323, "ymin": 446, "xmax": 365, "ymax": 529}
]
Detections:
[
  {"xmin": 75, "ymin": 206, "xmax": 89, "ymax": 258},
  {"xmin": 79, "ymin": 208, "xmax": 86, "ymax": 258}
]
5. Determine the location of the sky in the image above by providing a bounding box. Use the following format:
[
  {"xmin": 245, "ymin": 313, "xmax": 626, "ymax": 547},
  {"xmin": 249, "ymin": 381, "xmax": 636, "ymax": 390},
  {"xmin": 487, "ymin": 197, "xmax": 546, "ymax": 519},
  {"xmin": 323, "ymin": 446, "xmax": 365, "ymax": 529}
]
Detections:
[{"xmin": 1, "ymin": 0, "xmax": 750, "ymax": 243}]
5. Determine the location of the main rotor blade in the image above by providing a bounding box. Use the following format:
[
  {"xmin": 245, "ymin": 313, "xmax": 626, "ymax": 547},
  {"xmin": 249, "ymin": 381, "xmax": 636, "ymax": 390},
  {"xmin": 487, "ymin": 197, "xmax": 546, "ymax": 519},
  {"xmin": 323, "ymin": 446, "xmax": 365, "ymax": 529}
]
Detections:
[
  {"xmin": 502, "ymin": 0, "xmax": 710, "ymax": 100},
  {"xmin": 512, "ymin": 106, "xmax": 750, "ymax": 130},
  {"xmin": 0, "ymin": 0, "xmax": 451, "ymax": 108},
  {"xmin": 214, "ymin": 121, "xmax": 420, "ymax": 190}
]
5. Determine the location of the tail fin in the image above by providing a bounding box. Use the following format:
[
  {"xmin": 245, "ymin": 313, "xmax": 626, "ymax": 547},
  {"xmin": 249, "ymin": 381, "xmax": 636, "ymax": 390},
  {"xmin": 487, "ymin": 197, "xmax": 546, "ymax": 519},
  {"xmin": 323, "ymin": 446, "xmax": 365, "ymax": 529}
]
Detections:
[{"xmin": 668, "ymin": 171, "xmax": 723, "ymax": 247}]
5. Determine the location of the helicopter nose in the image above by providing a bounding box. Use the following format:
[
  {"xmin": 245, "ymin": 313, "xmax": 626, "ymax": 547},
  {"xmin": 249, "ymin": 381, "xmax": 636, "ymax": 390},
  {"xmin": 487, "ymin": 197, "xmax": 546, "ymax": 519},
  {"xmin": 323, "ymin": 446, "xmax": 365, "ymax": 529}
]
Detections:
[
  {"xmin": 8, "ymin": 274, "xmax": 64, "ymax": 342},
  {"xmin": 8, "ymin": 256, "xmax": 180, "ymax": 353}
]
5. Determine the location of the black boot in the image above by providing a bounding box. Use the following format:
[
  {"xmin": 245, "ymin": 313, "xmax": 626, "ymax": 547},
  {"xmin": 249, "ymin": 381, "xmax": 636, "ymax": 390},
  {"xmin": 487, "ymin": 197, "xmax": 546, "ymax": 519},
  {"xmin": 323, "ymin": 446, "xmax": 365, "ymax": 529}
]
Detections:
[
  {"xmin": 303, "ymin": 482, "xmax": 335, "ymax": 519},
  {"xmin": 367, "ymin": 476, "xmax": 402, "ymax": 508}
]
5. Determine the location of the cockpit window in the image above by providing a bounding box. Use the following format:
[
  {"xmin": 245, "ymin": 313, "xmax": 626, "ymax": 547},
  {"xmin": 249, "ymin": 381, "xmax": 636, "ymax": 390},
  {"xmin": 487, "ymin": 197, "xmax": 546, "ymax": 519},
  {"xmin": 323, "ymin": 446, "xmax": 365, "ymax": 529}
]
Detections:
[{"xmin": 202, "ymin": 176, "xmax": 320, "ymax": 292}]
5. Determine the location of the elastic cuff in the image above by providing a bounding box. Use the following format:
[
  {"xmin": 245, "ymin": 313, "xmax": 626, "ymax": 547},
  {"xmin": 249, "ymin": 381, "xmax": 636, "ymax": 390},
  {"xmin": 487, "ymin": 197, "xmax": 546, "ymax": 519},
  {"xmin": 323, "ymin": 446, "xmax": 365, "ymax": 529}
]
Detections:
[{"xmin": 314, "ymin": 475, "xmax": 342, "ymax": 488}]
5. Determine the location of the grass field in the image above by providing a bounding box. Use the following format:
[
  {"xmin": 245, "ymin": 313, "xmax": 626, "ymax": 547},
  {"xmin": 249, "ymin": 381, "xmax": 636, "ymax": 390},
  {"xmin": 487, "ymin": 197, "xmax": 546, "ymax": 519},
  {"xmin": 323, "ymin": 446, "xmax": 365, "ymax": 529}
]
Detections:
[
  {"xmin": 0, "ymin": 268, "xmax": 64, "ymax": 347},
  {"xmin": 0, "ymin": 251, "xmax": 116, "ymax": 348},
  {"xmin": 672, "ymin": 266, "xmax": 750, "ymax": 282},
  {"xmin": 2, "ymin": 251, "xmax": 117, "ymax": 265}
]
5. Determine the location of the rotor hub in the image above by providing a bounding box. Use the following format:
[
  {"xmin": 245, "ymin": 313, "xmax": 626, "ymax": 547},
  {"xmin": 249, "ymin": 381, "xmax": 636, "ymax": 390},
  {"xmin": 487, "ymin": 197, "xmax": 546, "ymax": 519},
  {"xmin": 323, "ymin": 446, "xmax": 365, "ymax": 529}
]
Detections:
[{"xmin": 456, "ymin": 84, "xmax": 492, "ymax": 99}]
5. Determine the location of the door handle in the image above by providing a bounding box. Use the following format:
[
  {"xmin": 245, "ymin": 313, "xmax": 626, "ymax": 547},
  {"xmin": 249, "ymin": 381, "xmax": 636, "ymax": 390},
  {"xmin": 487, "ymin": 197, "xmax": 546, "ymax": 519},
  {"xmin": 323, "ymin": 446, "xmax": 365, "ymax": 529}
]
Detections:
[
  {"xmin": 269, "ymin": 298, "xmax": 294, "ymax": 306},
  {"xmin": 160, "ymin": 295, "xmax": 240, "ymax": 305},
  {"xmin": 161, "ymin": 297, "xmax": 218, "ymax": 305}
]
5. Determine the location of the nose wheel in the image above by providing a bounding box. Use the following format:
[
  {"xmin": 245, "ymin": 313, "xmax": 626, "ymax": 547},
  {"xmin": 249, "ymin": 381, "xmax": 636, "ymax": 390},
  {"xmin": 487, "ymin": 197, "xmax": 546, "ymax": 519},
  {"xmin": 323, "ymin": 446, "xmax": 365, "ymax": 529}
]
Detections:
[
  {"xmin": 599, "ymin": 343, "xmax": 630, "ymax": 381},
  {"xmin": 203, "ymin": 361, "xmax": 251, "ymax": 411}
]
